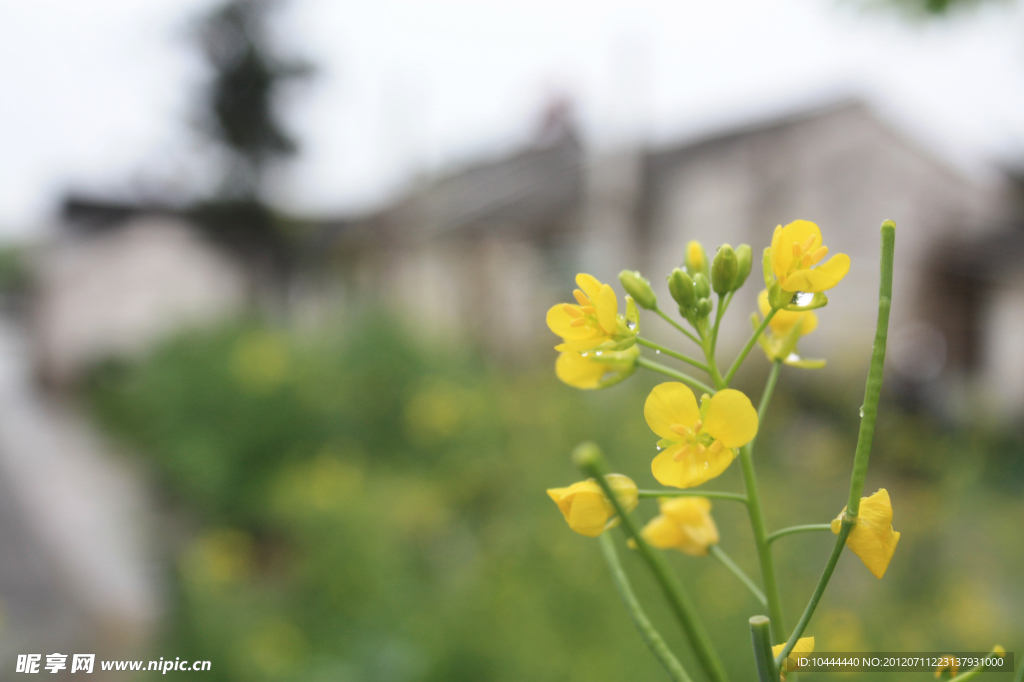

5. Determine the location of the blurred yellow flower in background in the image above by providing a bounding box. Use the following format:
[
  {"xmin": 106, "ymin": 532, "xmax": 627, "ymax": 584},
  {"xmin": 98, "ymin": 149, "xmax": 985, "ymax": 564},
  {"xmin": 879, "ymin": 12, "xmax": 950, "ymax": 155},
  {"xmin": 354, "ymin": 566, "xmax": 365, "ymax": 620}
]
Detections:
[
  {"xmin": 645, "ymin": 382, "xmax": 758, "ymax": 488},
  {"xmin": 555, "ymin": 345, "xmax": 639, "ymax": 390},
  {"xmin": 641, "ymin": 497, "xmax": 719, "ymax": 556},
  {"xmin": 755, "ymin": 289, "xmax": 826, "ymax": 369},
  {"xmin": 832, "ymin": 488, "xmax": 901, "ymax": 578},
  {"xmin": 770, "ymin": 220, "xmax": 850, "ymax": 292},
  {"xmin": 546, "ymin": 273, "xmax": 637, "ymax": 352},
  {"xmin": 547, "ymin": 475, "xmax": 638, "ymax": 537}
]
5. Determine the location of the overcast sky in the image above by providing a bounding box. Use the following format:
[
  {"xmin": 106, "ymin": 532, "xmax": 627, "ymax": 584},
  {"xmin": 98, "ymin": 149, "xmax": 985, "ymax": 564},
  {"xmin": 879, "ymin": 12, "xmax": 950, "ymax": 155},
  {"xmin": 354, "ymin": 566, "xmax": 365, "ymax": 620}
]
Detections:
[{"xmin": 2, "ymin": 0, "xmax": 1024, "ymax": 236}]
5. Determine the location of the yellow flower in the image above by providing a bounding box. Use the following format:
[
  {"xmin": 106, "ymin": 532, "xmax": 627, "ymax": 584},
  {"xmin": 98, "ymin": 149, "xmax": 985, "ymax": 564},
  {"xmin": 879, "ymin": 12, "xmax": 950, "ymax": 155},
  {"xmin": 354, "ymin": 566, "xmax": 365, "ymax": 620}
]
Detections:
[
  {"xmin": 555, "ymin": 345, "xmax": 639, "ymax": 390},
  {"xmin": 773, "ymin": 637, "xmax": 815, "ymax": 678},
  {"xmin": 755, "ymin": 290, "xmax": 825, "ymax": 369},
  {"xmin": 547, "ymin": 474, "xmax": 639, "ymax": 537},
  {"xmin": 645, "ymin": 382, "xmax": 758, "ymax": 488},
  {"xmin": 640, "ymin": 497, "xmax": 719, "ymax": 556},
  {"xmin": 546, "ymin": 273, "xmax": 637, "ymax": 353},
  {"xmin": 831, "ymin": 488, "xmax": 901, "ymax": 578},
  {"xmin": 770, "ymin": 220, "xmax": 850, "ymax": 293}
]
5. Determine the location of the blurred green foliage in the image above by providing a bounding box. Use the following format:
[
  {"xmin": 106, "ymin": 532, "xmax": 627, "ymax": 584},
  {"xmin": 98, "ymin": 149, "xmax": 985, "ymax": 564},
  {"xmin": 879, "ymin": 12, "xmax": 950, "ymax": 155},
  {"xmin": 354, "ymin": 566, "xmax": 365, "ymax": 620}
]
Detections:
[{"xmin": 83, "ymin": 317, "xmax": 1022, "ymax": 681}]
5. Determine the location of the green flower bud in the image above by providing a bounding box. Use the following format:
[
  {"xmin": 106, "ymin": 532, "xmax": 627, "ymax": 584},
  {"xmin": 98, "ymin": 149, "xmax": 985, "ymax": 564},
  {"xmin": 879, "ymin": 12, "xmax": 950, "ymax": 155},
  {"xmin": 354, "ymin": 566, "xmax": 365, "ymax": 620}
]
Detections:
[
  {"xmin": 618, "ymin": 270, "xmax": 657, "ymax": 310},
  {"xmin": 734, "ymin": 244, "xmax": 753, "ymax": 290},
  {"xmin": 693, "ymin": 272, "xmax": 711, "ymax": 300},
  {"xmin": 711, "ymin": 244, "xmax": 738, "ymax": 295},
  {"xmin": 685, "ymin": 240, "xmax": 709, "ymax": 278},
  {"xmin": 696, "ymin": 297, "xmax": 713, "ymax": 318},
  {"xmin": 668, "ymin": 268, "xmax": 695, "ymax": 309}
]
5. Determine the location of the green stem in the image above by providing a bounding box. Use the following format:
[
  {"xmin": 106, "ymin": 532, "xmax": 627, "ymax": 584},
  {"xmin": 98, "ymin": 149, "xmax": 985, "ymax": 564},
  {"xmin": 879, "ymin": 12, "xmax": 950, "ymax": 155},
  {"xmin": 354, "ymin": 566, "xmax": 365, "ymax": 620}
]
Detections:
[
  {"xmin": 948, "ymin": 648, "xmax": 1010, "ymax": 682},
  {"xmin": 738, "ymin": 360, "xmax": 786, "ymax": 641},
  {"xmin": 723, "ymin": 309, "xmax": 777, "ymax": 386},
  {"xmin": 767, "ymin": 524, "xmax": 832, "ymax": 544},
  {"xmin": 709, "ymin": 544, "xmax": 767, "ymax": 607},
  {"xmin": 847, "ymin": 220, "xmax": 896, "ymax": 514},
  {"xmin": 654, "ymin": 306, "xmax": 702, "ymax": 346},
  {"xmin": 776, "ymin": 220, "xmax": 896, "ymax": 665},
  {"xmin": 637, "ymin": 356, "xmax": 716, "ymax": 395},
  {"xmin": 574, "ymin": 444, "xmax": 730, "ymax": 682},
  {"xmin": 637, "ymin": 337, "xmax": 711, "ymax": 373},
  {"xmin": 749, "ymin": 616, "xmax": 778, "ymax": 682},
  {"xmin": 598, "ymin": 533, "xmax": 693, "ymax": 682},
  {"xmin": 639, "ymin": 489, "xmax": 748, "ymax": 504},
  {"xmin": 711, "ymin": 292, "xmax": 734, "ymax": 349},
  {"xmin": 774, "ymin": 521, "xmax": 853, "ymax": 667}
]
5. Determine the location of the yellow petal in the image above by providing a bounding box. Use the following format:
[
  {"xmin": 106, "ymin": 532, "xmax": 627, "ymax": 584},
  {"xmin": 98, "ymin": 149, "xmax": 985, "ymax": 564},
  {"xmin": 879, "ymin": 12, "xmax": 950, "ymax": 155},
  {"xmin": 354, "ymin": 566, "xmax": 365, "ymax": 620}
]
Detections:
[
  {"xmin": 774, "ymin": 637, "xmax": 815, "ymax": 675},
  {"xmin": 641, "ymin": 514, "xmax": 684, "ymax": 549},
  {"xmin": 781, "ymin": 253, "xmax": 850, "ymax": 293},
  {"xmin": 555, "ymin": 352, "xmax": 606, "ymax": 389},
  {"xmin": 596, "ymin": 283, "xmax": 619, "ymax": 334},
  {"xmin": 644, "ymin": 382, "xmax": 700, "ymax": 441},
  {"xmin": 651, "ymin": 442, "xmax": 735, "ymax": 489},
  {"xmin": 567, "ymin": 490, "xmax": 613, "ymax": 537},
  {"xmin": 547, "ymin": 304, "xmax": 599, "ymax": 340},
  {"xmin": 554, "ymin": 338, "xmax": 605, "ymax": 353},
  {"xmin": 703, "ymin": 389, "xmax": 758, "ymax": 448},
  {"xmin": 605, "ymin": 473, "xmax": 639, "ymax": 514},
  {"xmin": 770, "ymin": 224, "xmax": 784, "ymax": 280},
  {"xmin": 658, "ymin": 497, "xmax": 719, "ymax": 555},
  {"xmin": 832, "ymin": 488, "xmax": 900, "ymax": 578},
  {"xmin": 576, "ymin": 273, "xmax": 604, "ymax": 301}
]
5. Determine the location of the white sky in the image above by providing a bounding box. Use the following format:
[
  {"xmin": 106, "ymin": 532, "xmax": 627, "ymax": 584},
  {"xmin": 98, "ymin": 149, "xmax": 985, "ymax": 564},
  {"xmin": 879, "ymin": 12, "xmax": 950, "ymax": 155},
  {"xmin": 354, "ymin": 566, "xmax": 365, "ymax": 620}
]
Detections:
[{"xmin": 1, "ymin": 0, "xmax": 1024, "ymax": 237}]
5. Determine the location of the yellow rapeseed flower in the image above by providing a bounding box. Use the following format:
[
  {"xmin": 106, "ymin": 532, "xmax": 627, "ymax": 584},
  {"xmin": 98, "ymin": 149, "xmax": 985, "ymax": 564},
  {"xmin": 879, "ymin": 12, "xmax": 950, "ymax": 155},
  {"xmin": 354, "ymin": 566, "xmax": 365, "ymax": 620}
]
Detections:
[
  {"xmin": 831, "ymin": 488, "xmax": 901, "ymax": 578},
  {"xmin": 755, "ymin": 289, "xmax": 825, "ymax": 369},
  {"xmin": 555, "ymin": 345, "xmax": 639, "ymax": 390},
  {"xmin": 641, "ymin": 496, "xmax": 719, "ymax": 556},
  {"xmin": 546, "ymin": 273, "xmax": 637, "ymax": 353},
  {"xmin": 645, "ymin": 382, "xmax": 758, "ymax": 488},
  {"xmin": 770, "ymin": 220, "xmax": 850, "ymax": 293},
  {"xmin": 773, "ymin": 637, "xmax": 815, "ymax": 678},
  {"xmin": 547, "ymin": 474, "xmax": 639, "ymax": 537},
  {"xmin": 934, "ymin": 656, "xmax": 959, "ymax": 679}
]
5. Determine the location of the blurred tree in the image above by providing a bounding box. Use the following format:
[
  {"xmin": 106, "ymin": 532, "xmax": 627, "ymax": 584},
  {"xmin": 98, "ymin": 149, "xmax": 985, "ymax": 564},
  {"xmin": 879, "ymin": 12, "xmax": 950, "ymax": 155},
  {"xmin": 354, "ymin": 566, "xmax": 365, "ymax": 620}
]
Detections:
[
  {"xmin": 194, "ymin": 0, "xmax": 313, "ymax": 199},
  {"xmin": 860, "ymin": 0, "xmax": 1010, "ymax": 18},
  {"xmin": 189, "ymin": 0, "xmax": 314, "ymax": 289}
]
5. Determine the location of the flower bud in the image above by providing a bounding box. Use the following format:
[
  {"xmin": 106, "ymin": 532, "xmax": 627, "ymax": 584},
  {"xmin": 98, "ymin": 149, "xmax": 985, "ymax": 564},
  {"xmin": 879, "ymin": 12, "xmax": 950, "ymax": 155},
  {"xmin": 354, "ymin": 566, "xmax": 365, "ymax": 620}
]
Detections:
[
  {"xmin": 668, "ymin": 268, "xmax": 695, "ymax": 309},
  {"xmin": 696, "ymin": 297, "xmax": 712, "ymax": 318},
  {"xmin": 711, "ymin": 244, "xmax": 738, "ymax": 295},
  {"xmin": 685, "ymin": 241, "xmax": 709, "ymax": 278},
  {"xmin": 734, "ymin": 244, "xmax": 753, "ymax": 289},
  {"xmin": 693, "ymin": 272, "xmax": 711, "ymax": 300},
  {"xmin": 618, "ymin": 270, "xmax": 657, "ymax": 310}
]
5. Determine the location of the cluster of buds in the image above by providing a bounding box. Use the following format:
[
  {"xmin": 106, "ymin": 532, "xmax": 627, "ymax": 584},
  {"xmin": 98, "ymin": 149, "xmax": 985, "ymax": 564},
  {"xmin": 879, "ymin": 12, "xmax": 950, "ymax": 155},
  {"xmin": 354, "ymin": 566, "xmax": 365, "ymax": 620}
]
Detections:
[{"xmin": 667, "ymin": 241, "xmax": 752, "ymax": 323}]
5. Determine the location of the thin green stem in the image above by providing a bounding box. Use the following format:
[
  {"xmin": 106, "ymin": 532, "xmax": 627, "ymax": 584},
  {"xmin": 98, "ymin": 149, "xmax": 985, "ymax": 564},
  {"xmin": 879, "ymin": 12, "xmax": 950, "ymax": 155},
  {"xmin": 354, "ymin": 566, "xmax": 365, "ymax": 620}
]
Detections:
[
  {"xmin": 711, "ymin": 291, "xmax": 734, "ymax": 349},
  {"xmin": 575, "ymin": 444, "xmax": 730, "ymax": 682},
  {"xmin": 637, "ymin": 337, "xmax": 711, "ymax": 373},
  {"xmin": 639, "ymin": 489, "xmax": 748, "ymax": 504},
  {"xmin": 738, "ymin": 360, "xmax": 786, "ymax": 641},
  {"xmin": 749, "ymin": 616, "xmax": 778, "ymax": 682},
  {"xmin": 637, "ymin": 356, "xmax": 716, "ymax": 395},
  {"xmin": 948, "ymin": 648, "xmax": 1010, "ymax": 682},
  {"xmin": 654, "ymin": 306, "xmax": 702, "ymax": 345},
  {"xmin": 598, "ymin": 533, "xmax": 693, "ymax": 682},
  {"xmin": 709, "ymin": 544, "xmax": 767, "ymax": 607},
  {"xmin": 776, "ymin": 220, "xmax": 896, "ymax": 665},
  {"xmin": 774, "ymin": 521, "xmax": 853, "ymax": 668},
  {"xmin": 847, "ymin": 220, "xmax": 895, "ymax": 514},
  {"xmin": 723, "ymin": 309, "xmax": 776, "ymax": 387},
  {"xmin": 767, "ymin": 524, "xmax": 832, "ymax": 545}
]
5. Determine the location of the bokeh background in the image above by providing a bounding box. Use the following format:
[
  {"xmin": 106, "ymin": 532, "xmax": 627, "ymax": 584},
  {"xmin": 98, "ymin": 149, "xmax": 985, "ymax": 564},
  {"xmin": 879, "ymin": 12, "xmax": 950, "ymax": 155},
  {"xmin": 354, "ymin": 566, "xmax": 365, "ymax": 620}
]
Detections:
[{"xmin": 0, "ymin": 0, "xmax": 1021, "ymax": 680}]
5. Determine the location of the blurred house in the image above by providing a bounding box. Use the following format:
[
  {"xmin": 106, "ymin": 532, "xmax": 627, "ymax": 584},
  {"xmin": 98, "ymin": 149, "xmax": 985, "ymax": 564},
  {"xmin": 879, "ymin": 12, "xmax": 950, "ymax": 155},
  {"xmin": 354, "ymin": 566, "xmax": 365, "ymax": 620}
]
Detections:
[{"xmin": 35, "ymin": 100, "xmax": 1023, "ymax": 415}]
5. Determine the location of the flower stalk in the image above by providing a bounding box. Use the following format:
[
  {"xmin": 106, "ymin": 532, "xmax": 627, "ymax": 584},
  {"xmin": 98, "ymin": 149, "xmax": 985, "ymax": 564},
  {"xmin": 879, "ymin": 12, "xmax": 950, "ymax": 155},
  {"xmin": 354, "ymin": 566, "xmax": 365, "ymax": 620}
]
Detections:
[
  {"xmin": 598, "ymin": 533, "xmax": 693, "ymax": 682},
  {"xmin": 749, "ymin": 616, "xmax": 778, "ymax": 682},
  {"xmin": 574, "ymin": 443, "xmax": 730, "ymax": 682}
]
